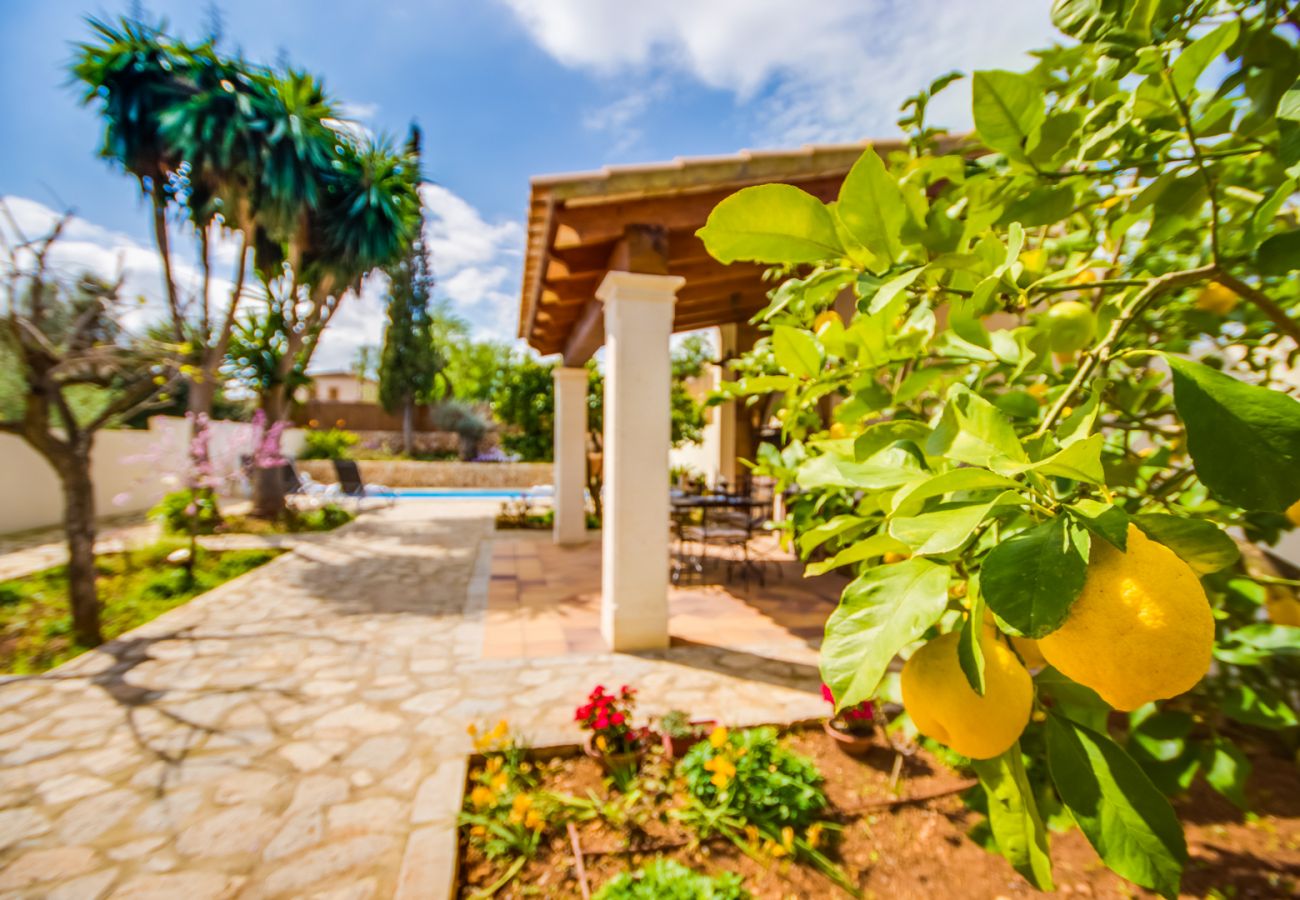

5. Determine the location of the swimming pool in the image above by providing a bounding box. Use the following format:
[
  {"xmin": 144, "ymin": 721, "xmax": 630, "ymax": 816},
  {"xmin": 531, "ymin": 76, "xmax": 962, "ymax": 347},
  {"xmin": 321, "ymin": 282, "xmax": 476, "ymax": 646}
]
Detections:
[{"xmin": 394, "ymin": 488, "xmax": 545, "ymax": 499}]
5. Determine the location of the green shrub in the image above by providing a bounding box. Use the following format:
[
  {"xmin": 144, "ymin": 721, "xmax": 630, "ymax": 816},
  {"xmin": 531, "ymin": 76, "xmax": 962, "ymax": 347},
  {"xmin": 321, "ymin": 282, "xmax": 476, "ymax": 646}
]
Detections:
[
  {"xmin": 594, "ymin": 859, "xmax": 748, "ymax": 900},
  {"xmin": 292, "ymin": 504, "xmax": 354, "ymax": 532},
  {"xmin": 151, "ymin": 488, "xmax": 222, "ymax": 535},
  {"xmin": 677, "ymin": 726, "xmax": 826, "ymax": 836},
  {"xmin": 299, "ymin": 428, "xmax": 359, "ymax": 459}
]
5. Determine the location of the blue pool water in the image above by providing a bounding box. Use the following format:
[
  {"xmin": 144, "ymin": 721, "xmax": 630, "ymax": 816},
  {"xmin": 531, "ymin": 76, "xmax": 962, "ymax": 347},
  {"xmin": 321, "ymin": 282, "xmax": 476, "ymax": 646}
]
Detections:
[{"xmin": 395, "ymin": 488, "xmax": 541, "ymax": 499}]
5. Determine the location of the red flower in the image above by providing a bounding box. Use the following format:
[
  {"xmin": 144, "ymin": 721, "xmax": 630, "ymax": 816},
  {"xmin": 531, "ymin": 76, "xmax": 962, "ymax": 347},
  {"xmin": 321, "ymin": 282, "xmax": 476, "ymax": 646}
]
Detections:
[
  {"xmin": 594, "ymin": 715, "xmax": 609, "ymax": 730},
  {"xmin": 821, "ymin": 683, "xmax": 835, "ymax": 705},
  {"xmin": 610, "ymin": 712, "xmax": 625, "ymax": 726}
]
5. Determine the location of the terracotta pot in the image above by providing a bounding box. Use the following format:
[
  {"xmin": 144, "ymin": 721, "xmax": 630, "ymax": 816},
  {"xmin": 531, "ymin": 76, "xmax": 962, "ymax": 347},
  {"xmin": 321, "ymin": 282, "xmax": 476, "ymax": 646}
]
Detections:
[
  {"xmin": 823, "ymin": 718, "xmax": 874, "ymax": 757},
  {"xmin": 661, "ymin": 719, "xmax": 719, "ymax": 760},
  {"xmin": 582, "ymin": 732, "xmax": 640, "ymax": 773}
]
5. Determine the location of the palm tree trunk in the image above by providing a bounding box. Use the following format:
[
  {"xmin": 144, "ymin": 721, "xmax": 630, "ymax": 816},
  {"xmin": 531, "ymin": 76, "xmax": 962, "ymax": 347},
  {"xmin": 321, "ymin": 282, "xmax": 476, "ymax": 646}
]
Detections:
[
  {"xmin": 150, "ymin": 181, "xmax": 183, "ymax": 341},
  {"xmin": 57, "ymin": 447, "xmax": 102, "ymax": 647},
  {"xmin": 188, "ymin": 235, "xmax": 250, "ymax": 418}
]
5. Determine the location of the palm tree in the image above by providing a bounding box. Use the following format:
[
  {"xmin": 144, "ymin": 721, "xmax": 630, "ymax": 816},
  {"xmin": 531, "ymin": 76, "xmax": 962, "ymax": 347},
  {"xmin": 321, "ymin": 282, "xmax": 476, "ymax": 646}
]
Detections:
[
  {"xmin": 156, "ymin": 43, "xmax": 273, "ymax": 416},
  {"xmin": 72, "ymin": 17, "xmax": 192, "ymax": 338}
]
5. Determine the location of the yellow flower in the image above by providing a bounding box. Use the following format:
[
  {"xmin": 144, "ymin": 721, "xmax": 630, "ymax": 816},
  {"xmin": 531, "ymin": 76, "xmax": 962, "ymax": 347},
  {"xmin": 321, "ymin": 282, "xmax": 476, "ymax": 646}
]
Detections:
[
  {"xmin": 708, "ymin": 726, "xmax": 728, "ymax": 749},
  {"xmin": 808, "ymin": 823, "xmax": 823, "ymax": 848},
  {"xmin": 486, "ymin": 757, "xmax": 504, "ymax": 774},
  {"xmin": 744, "ymin": 824, "xmax": 759, "ymax": 845},
  {"xmin": 511, "ymin": 793, "xmax": 533, "ymax": 814},
  {"xmin": 710, "ymin": 772, "xmax": 731, "ymax": 789},
  {"xmin": 490, "ymin": 720, "xmax": 509, "ymax": 740},
  {"xmin": 596, "ymin": 735, "xmax": 608, "ymax": 752},
  {"xmin": 767, "ymin": 839, "xmax": 789, "ymax": 859},
  {"xmin": 470, "ymin": 825, "xmax": 487, "ymax": 837},
  {"xmin": 524, "ymin": 809, "xmax": 544, "ymax": 830},
  {"xmin": 781, "ymin": 826, "xmax": 795, "ymax": 852},
  {"xmin": 470, "ymin": 786, "xmax": 494, "ymax": 808},
  {"xmin": 491, "ymin": 772, "xmax": 509, "ymax": 792}
]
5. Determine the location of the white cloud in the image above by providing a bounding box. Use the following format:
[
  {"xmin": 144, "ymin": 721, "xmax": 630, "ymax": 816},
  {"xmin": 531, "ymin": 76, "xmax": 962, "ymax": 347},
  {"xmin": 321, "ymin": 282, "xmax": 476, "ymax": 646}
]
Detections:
[
  {"xmin": 582, "ymin": 81, "xmax": 670, "ymax": 155},
  {"xmin": 499, "ymin": 0, "xmax": 1057, "ymax": 143}
]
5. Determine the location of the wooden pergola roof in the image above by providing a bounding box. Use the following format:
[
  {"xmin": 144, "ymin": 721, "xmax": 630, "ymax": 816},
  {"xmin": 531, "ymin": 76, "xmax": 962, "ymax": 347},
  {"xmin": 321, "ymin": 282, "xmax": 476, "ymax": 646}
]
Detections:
[{"xmin": 518, "ymin": 140, "xmax": 910, "ymax": 363}]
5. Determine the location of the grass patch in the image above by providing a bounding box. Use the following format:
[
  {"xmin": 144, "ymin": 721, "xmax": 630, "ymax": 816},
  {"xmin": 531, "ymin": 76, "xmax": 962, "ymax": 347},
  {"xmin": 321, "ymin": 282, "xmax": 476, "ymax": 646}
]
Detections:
[{"xmin": 0, "ymin": 542, "xmax": 282, "ymax": 674}]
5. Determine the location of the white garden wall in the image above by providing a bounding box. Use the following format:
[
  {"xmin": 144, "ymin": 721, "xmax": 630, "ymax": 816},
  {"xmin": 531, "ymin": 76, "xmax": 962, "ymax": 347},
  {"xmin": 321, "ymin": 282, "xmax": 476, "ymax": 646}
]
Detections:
[{"xmin": 0, "ymin": 417, "xmax": 304, "ymax": 535}]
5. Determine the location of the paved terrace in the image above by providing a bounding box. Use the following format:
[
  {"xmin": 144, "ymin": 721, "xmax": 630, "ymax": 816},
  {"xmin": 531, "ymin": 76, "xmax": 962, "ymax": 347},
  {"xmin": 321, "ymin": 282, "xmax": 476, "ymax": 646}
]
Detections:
[{"xmin": 0, "ymin": 501, "xmax": 832, "ymax": 898}]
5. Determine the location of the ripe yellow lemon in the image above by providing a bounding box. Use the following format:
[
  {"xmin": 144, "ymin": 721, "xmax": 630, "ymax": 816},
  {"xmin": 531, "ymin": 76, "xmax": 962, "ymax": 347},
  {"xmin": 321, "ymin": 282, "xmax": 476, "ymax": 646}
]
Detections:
[
  {"xmin": 1044, "ymin": 300, "xmax": 1097, "ymax": 353},
  {"xmin": 901, "ymin": 631, "xmax": 1033, "ymax": 759},
  {"xmin": 1038, "ymin": 524, "xmax": 1213, "ymax": 711},
  {"xmin": 814, "ymin": 309, "xmax": 843, "ymax": 333},
  {"xmin": 1010, "ymin": 636, "xmax": 1046, "ymax": 668},
  {"xmin": 829, "ymin": 421, "xmax": 848, "ymax": 439},
  {"xmin": 1196, "ymin": 281, "xmax": 1239, "ymax": 316},
  {"xmin": 1286, "ymin": 499, "xmax": 1300, "ymax": 527}
]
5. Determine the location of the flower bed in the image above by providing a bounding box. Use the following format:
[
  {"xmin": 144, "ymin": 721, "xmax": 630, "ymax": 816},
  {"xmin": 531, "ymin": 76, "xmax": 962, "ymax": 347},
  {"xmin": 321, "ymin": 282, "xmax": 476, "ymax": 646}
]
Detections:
[{"xmin": 456, "ymin": 712, "xmax": 1300, "ymax": 898}]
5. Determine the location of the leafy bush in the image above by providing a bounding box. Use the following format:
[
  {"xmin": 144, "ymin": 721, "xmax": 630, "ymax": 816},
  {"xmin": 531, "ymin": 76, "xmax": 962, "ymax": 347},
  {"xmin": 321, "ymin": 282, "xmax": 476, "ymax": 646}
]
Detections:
[
  {"xmin": 299, "ymin": 428, "xmax": 359, "ymax": 460},
  {"xmin": 593, "ymin": 859, "xmax": 749, "ymax": 900},
  {"xmin": 678, "ymin": 726, "xmax": 826, "ymax": 836},
  {"xmin": 431, "ymin": 401, "xmax": 490, "ymax": 460},
  {"xmin": 292, "ymin": 504, "xmax": 354, "ymax": 532},
  {"xmin": 152, "ymin": 488, "xmax": 222, "ymax": 535}
]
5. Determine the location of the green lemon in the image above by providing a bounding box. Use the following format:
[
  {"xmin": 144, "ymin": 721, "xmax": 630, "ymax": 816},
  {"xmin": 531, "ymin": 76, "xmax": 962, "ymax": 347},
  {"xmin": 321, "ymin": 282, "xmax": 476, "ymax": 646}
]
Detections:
[{"xmin": 1045, "ymin": 301, "xmax": 1097, "ymax": 354}]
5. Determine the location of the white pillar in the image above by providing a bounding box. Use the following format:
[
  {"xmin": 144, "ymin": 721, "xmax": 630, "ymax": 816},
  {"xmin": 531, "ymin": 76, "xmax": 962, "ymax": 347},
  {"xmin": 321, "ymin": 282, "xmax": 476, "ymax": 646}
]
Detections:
[
  {"xmin": 596, "ymin": 270, "xmax": 684, "ymax": 652},
  {"xmin": 552, "ymin": 366, "xmax": 589, "ymax": 545}
]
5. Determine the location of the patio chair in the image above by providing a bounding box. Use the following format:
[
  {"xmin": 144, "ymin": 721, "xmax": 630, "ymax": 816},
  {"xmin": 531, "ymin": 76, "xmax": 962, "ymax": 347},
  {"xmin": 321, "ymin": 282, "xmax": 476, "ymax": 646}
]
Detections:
[
  {"xmin": 330, "ymin": 459, "xmax": 397, "ymax": 508},
  {"xmin": 275, "ymin": 462, "xmax": 332, "ymax": 509},
  {"xmin": 679, "ymin": 492, "xmax": 774, "ymax": 588}
]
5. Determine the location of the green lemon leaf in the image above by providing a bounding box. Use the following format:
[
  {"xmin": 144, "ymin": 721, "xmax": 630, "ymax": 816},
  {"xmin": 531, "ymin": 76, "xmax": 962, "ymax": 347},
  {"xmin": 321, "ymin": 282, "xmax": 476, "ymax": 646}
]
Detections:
[
  {"xmin": 796, "ymin": 451, "xmax": 923, "ymax": 491},
  {"xmin": 837, "ymin": 147, "xmax": 907, "ymax": 267},
  {"xmin": 820, "ymin": 558, "xmax": 951, "ymax": 710},
  {"xmin": 1203, "ymin": 736, "xmax": 1252, "ymax": 810},
  {"xmin": 1170, "ymin": 19, "xmax": 1240, "ymax": 97},
  {"xmin": 890, "ymin": 468, "xmax": 1022, "ymax": 517},
  {"xmin": 803, "ymin": 531, "xmax": 910, "ymax": 577},
  {"xmin": 972, "ymin": 745, "xmax": 1055, "ymax": 891},
  {"xmin": 1221, "ymin": 684, "xmax": 1299, "ymax": 730},
  {"xmin": 1068, "ymin": 499, "xmax": 1130, "ymax": 551},
  {"xmin": 958, "ymin": 576, "xmax": 987, "ymax": 696},
  {"xmin": 866, "ymin": 266, "xmax": 924, "ymax": 314},
  {"xmin": 697, "ymin": 183, "xmax": 844, "ymax": 265},
  {"xmin": 982, "ymin": 516, "xmax": 1089, "ymax": 638},
  {"xmin": 1257, "ymin": 228, "xmax": 1300, "ymax": 275},
  {"xmin": 796, "ymin": 514, "xmax": 868, "ymax": 556},
  {"xmin": 1026, "ymin": 433, "xmax": 1106, "ymax": 483},
  {"xmin": 1047, "ymin": 715, "xmax": 1186, "ymax": 899},
  {"xmin": 1166, "ymin": 356, "xmax": 1300, "ymax": 512},
  {"xmin": 889, "ymin": 492, "xmax": 1022, "ymax": 556},
  {"xmin": 1132, "ymin": 514, "xmax": 1239, "ymax": 575},
  {"xmin": 973, "ymin": 70, "xmax": 1046, "ymax": 161},
  {"xmin": 927, "ymin": 386, "xmax": 1030, "ymax": 472},
  {"xmin": 772, "ymin": 325, "xmax": 823, "ymax": 379},
  {"xmin": 853, "ymin": 419, "xmax": 931, "ymax": 462},
  {"xmin": 1035, "ymin": 666, "xmax": 1110, "ymax": 732}
]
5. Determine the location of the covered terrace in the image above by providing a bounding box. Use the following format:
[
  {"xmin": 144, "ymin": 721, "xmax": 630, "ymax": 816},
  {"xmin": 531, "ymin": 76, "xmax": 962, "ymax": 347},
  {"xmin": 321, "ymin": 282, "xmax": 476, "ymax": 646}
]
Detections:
[{"xmin": 518, "ymin": 140, "xmax": 904, "ymax": 651}]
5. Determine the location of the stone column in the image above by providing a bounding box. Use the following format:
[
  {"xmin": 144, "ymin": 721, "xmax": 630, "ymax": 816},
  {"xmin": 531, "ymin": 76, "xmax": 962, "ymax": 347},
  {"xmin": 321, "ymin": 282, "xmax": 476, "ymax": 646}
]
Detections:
[
  {"xmin": 552, "ymin": 366, "xmax": 589, "ymax": 545},
  {"xmin": 596, "ymin": 270, "xmax": 684, "ymax": 651}
]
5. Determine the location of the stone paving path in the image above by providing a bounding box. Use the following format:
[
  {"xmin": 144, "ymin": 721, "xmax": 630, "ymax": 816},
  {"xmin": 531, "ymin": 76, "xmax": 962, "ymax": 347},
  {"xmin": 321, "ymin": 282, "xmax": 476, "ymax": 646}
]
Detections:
[{"xmin": 0, "ymin": 501, "xmax": 824, "ymax": 899}]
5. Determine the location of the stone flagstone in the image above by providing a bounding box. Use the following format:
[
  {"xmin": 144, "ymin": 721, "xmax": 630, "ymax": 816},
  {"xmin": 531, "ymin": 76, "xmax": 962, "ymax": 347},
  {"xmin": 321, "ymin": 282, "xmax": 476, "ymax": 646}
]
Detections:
[{"xmin": 0, "ymin": 500, "xmax": 826, "ymax": 897}]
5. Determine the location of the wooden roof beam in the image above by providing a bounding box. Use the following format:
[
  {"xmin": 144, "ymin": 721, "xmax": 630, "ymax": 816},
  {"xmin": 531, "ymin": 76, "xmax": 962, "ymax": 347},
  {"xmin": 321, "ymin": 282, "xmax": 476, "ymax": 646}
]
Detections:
[{"xmin": 562, "ymin": 224, "xmax": 670, "ymax": 366}]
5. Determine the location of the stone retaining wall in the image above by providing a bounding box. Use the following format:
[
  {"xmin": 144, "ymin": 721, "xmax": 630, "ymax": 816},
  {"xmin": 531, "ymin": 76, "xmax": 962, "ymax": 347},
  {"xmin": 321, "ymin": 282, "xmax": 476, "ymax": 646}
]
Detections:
[{"xmin": 296, "ymin": 459, "xmax": 553, "ymax": 488}]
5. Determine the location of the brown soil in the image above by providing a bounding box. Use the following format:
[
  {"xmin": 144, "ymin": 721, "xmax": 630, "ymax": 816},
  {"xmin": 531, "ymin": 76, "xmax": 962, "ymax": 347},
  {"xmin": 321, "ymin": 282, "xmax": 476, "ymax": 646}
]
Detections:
[{"xmin": 457, "ymin": 727, "xmax": 1300, "ymax": 899}]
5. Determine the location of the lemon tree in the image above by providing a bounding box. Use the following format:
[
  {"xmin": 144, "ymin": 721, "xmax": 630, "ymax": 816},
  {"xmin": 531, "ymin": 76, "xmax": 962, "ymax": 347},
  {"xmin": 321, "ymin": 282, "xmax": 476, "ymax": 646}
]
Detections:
[{"xmin": 697, "ymin": 3, "xmax": 1300, "ymax": 895}]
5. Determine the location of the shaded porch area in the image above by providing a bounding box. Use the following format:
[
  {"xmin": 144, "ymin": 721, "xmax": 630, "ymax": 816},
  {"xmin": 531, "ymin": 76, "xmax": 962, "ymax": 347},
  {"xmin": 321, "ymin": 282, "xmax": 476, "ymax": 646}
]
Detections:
[{"xmin": 482, "ymin": 531, "xmax": 845, "ymax": 663}]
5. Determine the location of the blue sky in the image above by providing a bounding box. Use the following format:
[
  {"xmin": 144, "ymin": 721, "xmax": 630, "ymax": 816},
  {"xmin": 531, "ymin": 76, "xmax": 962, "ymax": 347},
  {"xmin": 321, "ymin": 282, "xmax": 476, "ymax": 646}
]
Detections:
[{"xmin": 0, "ymin": 0, "xmax": 1056, "ymax": 369}]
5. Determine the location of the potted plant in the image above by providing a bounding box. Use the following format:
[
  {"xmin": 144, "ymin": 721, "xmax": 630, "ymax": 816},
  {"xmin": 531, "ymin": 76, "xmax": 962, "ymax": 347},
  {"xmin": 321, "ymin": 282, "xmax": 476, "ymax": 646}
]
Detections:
[
  {"xmin": 574, "ymin": 684, "xmax": 644, "ymax": 774},
  {"xmin": 658, "ymin": 709, "xmax": 718, "ymax": 759},
  {"xmin": 821, "ymin": 683, "xmax": 875, "ymax": 756}
]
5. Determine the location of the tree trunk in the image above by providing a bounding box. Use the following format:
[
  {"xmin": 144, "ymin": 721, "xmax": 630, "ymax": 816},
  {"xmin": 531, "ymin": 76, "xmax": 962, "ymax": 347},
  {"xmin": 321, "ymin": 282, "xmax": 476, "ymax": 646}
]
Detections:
[
  {"xmin": 402, "ymin": 401, "xmax": 413, "ymax": 457},
  {"xmin": 252, "ymin": 388, "xmax": 290, "ymax": 519},
  {"xmin": 57, "ymin": 449, "xmax": 102, "ymax": 647},
  {"xmin": 150, "ymin": 181, "xmax": 183, "ymax": 342}
]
